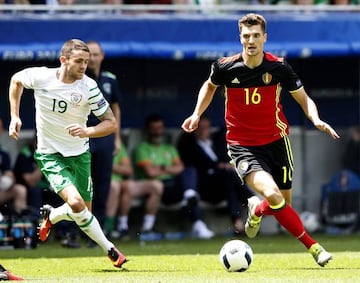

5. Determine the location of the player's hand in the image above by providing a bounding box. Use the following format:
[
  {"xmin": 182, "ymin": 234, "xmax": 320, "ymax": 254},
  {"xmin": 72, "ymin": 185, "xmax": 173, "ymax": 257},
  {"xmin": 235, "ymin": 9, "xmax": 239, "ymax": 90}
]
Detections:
[
  {"xmin": 314, "ymin": 120, "xmax": 340, "ymax": 140},
  {"xmin": 65, "ymin": 123, "xmax": 88, "ymax": 138},
  {"xmin": 181, "ymin": 115, "xmax": 200, "ymax": 133},
  {"xmin": 9, "ymin": 117, "xmax": 22, "ymax": 140}
]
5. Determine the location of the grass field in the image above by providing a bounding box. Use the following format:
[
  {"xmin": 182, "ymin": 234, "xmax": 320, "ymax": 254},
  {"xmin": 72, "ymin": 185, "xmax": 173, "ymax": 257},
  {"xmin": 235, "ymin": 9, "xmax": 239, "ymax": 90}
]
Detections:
[{"xmin": 1, "ymin": 234, "xmax": 360, "ymax": 282}]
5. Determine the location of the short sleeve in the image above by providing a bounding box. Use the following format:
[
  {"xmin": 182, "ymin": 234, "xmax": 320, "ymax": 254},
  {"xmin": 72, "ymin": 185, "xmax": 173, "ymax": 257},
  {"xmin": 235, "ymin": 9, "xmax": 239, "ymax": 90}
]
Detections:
[{"xmin": 88, "ymin": 80, "xmax": 110, "ymax": 117}]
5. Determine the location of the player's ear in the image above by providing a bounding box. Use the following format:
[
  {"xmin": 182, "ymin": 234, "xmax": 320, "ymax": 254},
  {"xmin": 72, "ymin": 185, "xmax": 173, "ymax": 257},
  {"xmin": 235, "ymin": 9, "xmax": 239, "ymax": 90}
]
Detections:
[
  {"xmin": 59, "ymin": 55, "xmax": 67, "ymax": 64},
  {"xmin": 264, "ymin": 32, "xmax": 267, "ymax": 43}
]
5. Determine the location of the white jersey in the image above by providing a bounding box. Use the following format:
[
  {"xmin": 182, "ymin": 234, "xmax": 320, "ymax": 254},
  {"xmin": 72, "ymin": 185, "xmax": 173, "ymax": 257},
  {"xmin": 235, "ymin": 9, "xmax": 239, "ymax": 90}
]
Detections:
[{"xmin": 16, "ymin": 66, "xmax": 110, "ymax": 157}]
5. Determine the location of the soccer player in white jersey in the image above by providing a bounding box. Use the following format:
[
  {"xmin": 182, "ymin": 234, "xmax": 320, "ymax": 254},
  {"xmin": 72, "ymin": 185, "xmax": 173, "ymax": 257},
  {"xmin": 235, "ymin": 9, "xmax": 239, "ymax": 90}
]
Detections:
[{"xmin": 8, "ymin": 39, "xmax": 126, "ymax": 268}]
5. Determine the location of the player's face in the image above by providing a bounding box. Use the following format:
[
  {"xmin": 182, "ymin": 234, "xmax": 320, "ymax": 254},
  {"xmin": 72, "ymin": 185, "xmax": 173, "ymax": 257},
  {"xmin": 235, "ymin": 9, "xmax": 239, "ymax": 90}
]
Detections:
[
  {"xmin": 62, "ymin": 50, "xmax": 89, "ymax": 82},
  {"xmin": 240, "ymin": 25, "xmax": 267, "ymax": 57},
  {"xmin": 87, "ymin": 43, "xmax": 104, "ymax": 71}
]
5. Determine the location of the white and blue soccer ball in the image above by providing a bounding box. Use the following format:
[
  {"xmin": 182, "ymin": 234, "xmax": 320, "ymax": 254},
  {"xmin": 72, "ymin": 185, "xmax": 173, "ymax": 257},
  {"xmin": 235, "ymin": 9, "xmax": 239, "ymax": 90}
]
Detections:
[{"xmin": 219, "ymin": 239, "xmax": 253, "ymax": 272}]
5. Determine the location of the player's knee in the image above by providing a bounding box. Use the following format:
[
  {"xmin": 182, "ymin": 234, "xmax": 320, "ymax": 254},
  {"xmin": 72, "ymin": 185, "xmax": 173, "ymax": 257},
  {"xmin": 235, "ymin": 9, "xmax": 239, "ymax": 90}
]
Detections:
[
  {"xmin": 67, "ymin": 196, "xmax": 86, "ymax": 213},
  {"xmin": 265, "ymin": 189, "xmax": 284, "ymax": 206}
]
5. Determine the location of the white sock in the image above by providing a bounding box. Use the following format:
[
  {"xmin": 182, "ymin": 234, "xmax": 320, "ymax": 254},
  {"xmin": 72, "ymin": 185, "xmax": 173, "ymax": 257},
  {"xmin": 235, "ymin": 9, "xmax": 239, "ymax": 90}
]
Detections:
[
  {"xmin": 142, "ymin": 214, "xmax": 156, "ymax": 231},
  {"xmin": 49, "ymin": 203, "xmax": 73, "ymax": 224},
  {"xmin": 71, "ymin": 208, "xmax": 113, "ymax": 252},
  {"xmin": 117, "ymin": 216, "xmax": 128, "ymax": 231},
  {"xmin": 184, "ymin": 189, "xmax": 197, "ymax": 200}
]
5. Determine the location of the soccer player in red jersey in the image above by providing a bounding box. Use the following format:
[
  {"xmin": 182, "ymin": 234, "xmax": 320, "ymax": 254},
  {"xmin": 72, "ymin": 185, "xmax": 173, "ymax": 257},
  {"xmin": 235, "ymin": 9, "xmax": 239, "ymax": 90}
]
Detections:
[{"xmin": 182, "ymin": 13, "xmax": 340, "ymax": 267}]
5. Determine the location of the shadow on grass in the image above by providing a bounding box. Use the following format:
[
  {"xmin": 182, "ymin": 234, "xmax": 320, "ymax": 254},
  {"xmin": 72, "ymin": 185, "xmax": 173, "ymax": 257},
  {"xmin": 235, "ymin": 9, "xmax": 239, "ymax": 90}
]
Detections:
[{"xmin": 94, "ymin": 268, "xmax": 131, "ymax": 273}]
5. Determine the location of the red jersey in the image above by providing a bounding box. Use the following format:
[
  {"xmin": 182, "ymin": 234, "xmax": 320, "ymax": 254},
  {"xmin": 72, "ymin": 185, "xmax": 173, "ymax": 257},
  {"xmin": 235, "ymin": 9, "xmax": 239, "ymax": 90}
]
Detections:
[{"xmin": 210, "ymin": 52, "xmax": 303, "ymax": 146}]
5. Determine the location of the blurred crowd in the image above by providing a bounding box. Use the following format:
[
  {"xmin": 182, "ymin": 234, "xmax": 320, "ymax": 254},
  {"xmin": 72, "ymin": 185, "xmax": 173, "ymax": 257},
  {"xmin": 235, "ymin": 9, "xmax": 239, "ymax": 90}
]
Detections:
[{"xmin": 0, "ymin": 0, "xmax": 358, "ymax": 6}]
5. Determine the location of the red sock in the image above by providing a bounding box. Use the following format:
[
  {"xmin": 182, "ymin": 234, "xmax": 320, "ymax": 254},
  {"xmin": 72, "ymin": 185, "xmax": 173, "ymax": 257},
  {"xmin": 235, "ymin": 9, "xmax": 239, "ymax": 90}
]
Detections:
[
  {"xmin": 255, "ymin": 199, "xmax": 274, "ymax": 216},
  {"xmin": 255, "ymin": 200, "xmax": 317, "ymax": 249}
]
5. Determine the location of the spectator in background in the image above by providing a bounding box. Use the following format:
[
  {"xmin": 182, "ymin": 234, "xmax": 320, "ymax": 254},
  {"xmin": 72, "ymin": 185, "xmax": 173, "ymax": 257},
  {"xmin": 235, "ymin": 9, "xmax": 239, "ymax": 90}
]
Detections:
[
  {"xmin": 102, "ymin": 0, "xmax": 123, "ymax": 3},
  {"xmin": 13, "ymin": 136, "xmax": 43, "ymax": 212},
  {"xmin": 104, "ymin": 141, "xmax": 164, "ymax": 240},
  {"xmin": 28, "ymin": 0, "xmax": 74, "ymax": 5},
  {"xmin": 133, "ymin": 113, "xmax": 214, "ymax": 239},
  {"xmin": 0, "ymin": 0, "xmax": 29, "ymax": 3},
  {"xmin": 177, "ymin": 116, "xmax": 254, "ymax": 234},
  {"xmin": 0, "ymin": 118, "xmax": 28, "ymax": 216},
  {"xmin": 86, "ymin": 41, "xmax": 122, "ymax": 233},
  {"xmin": 342, "ymin": 126, "xmax": 360, "ymax": 177}
]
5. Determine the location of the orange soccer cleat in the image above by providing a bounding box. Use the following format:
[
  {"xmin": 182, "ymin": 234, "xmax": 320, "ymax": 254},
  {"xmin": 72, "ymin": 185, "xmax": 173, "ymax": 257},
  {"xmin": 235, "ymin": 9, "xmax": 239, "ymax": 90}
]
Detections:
[
  {"xmin": 108, "ymin": 247, "xmax": 127, "ymax": 268},
  {"xmin": 38, "ymin": 205, "xmax": 53, "ymax": 242}
]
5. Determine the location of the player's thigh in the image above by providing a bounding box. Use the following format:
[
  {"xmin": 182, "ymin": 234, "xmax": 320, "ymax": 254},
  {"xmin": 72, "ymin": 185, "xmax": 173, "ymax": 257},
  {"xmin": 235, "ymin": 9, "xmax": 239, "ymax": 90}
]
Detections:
[
  {"xmin": 245, "ymin": 170, "xmax": 280, "ymax": 198},
  {"xmin": 58, "ymin": 184, "xmax": 86, "ymax": 210}
]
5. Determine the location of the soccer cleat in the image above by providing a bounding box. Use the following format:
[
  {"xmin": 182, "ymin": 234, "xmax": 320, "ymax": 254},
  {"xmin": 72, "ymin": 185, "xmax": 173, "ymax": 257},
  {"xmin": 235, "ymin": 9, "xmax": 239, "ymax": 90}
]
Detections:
[
  {"xmin": 245, "ymin": 196, "xmax": 263, "ymax": 238},
  {"xmin": 308, "ymin": 243, "xmax": 333, "ymax": 267},
  {"xmin": 0, "ymin": 264, "xmax": 24, "ymax": 281},
  {"xmin": 108, "ymin": 247, "xmax": 127, "ymax": 268},
  {"xmin": 38, "ymin": 204, "xmax": 53, "ymax": 242}
]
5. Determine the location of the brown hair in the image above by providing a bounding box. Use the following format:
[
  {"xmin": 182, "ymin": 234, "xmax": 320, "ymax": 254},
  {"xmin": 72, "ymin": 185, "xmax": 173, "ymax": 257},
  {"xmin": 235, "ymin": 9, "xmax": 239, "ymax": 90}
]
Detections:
[
  {"xmin": 60, "ymin": 39, "xmax": 89, "ymax": 59},
  {"xmin": 238, "ymin": 13, "xmax": 267, "ymax": 34}
]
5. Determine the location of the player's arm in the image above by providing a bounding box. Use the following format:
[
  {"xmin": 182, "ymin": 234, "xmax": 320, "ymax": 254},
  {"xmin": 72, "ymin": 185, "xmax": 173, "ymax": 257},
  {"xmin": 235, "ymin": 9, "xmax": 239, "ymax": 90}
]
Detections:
[
  {"xmin": 182, "ymin": 79, "xmax": 218, "ymax": 133},
  {"xmin": 8, "ymin": 73, "xmax": 24, "ymax": 140},
  {"xmin": 89, "ymin": 106, "xmax": 117, "ymax": 138},
  {"xmin": 290, "ymin": 88, "xmax": 340, "ymax": 139},
  {"xmin": 67, "ymin": 106, "xmax": 117, "ymax": 138}
]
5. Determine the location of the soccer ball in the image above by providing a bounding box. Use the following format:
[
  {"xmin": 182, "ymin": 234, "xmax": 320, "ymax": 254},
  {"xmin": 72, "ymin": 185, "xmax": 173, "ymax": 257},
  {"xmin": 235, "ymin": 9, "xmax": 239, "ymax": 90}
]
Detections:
[{"xmin": 219, "ymin": 239, "xmax": 253, "ymax": 272}]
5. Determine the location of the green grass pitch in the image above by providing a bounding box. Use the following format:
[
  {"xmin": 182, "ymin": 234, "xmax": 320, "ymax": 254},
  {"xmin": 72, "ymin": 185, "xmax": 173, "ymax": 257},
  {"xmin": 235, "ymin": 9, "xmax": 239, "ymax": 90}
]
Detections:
[{"xmin": 1, "ymin": 234, "xmax": 359, "ymax": 282}]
